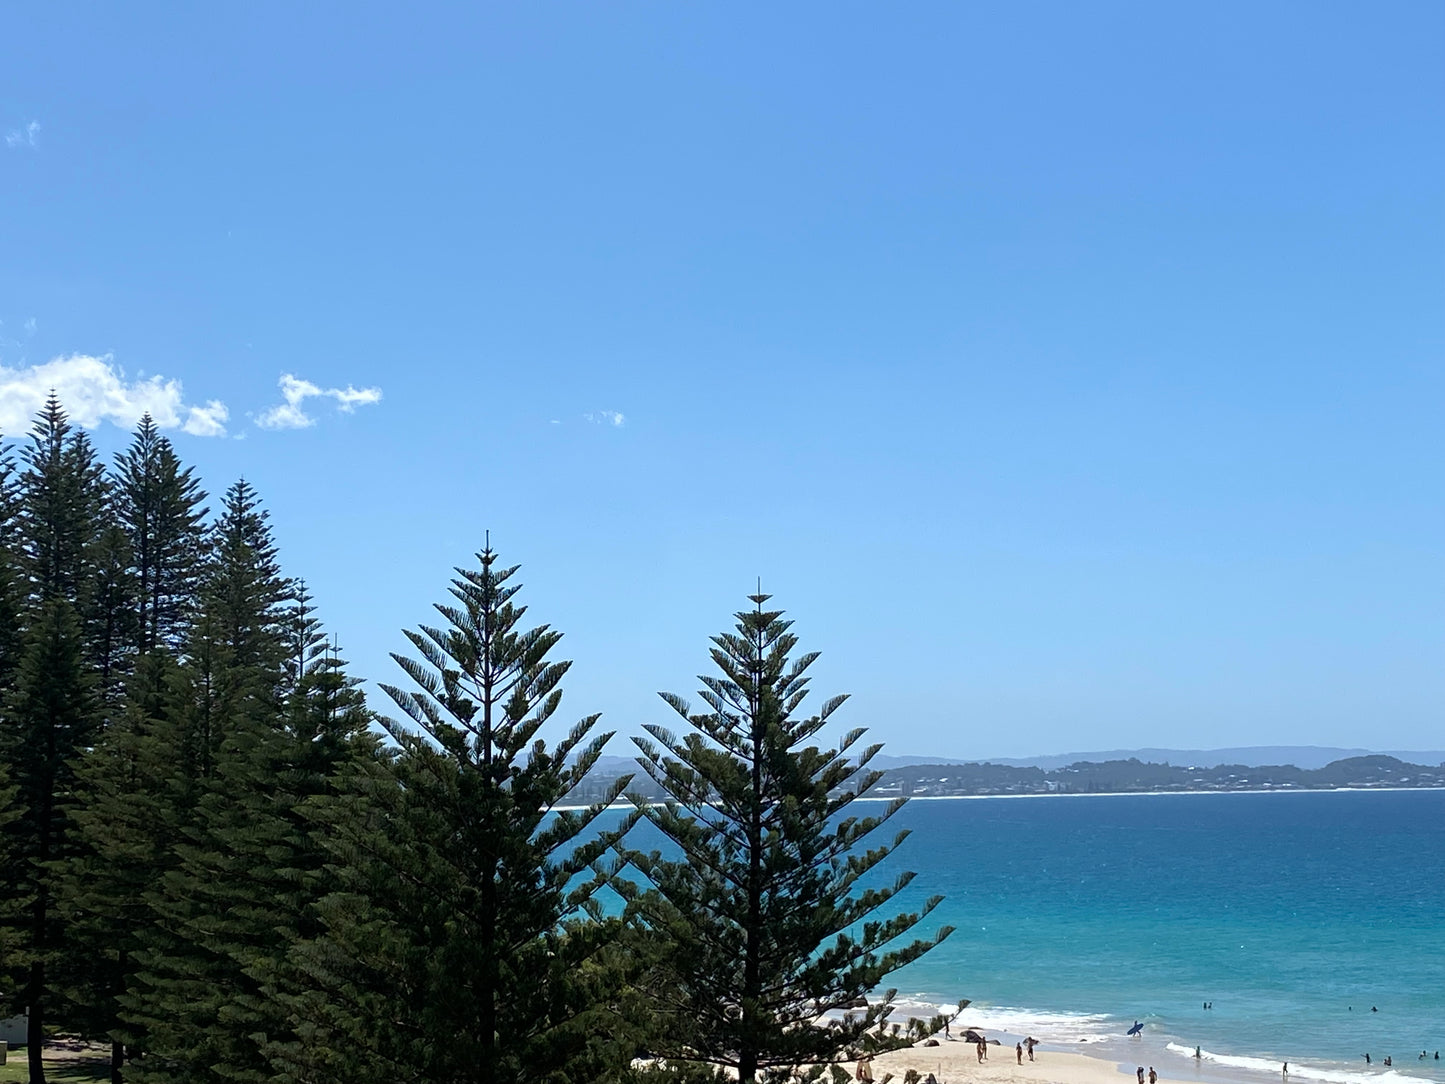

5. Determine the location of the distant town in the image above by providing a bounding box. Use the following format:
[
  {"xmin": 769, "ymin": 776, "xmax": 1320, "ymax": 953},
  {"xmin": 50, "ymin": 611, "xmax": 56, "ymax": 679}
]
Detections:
[{"xmin": 571, "ymin": 753, "xmax": 1445, "ymax": 803}]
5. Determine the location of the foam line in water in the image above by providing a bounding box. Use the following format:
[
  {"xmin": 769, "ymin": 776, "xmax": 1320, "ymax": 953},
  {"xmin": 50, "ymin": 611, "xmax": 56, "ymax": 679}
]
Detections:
[
  {"xmin": 1165, "ymin": 1043, "xmax": 1427, "ymax": 1084},
  {"xmin": 890, "ymin": 1000, "xmax": 1115, "ymax": 1044}
]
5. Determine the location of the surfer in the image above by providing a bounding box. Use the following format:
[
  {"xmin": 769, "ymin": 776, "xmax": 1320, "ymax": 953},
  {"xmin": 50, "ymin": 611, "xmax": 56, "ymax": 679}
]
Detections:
[
  {"xmin": 1364, "ymin": 1054, "xmax": 1371, "ymax": 1065},
  {"xmin": 1194, "ymin": 1048, "xmax": 1201, "ymax": 1060},
  {"xmin": 1026, "ymin": 1037, "xmax": 1037, "ymax": 1062}
]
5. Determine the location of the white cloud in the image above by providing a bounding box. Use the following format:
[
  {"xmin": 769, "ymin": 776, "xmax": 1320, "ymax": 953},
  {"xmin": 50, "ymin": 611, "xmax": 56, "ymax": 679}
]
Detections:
[
  {"xmin": 255, "ymin": 372, "xmax": 382, "ymax": 430},
  {"xmin": 584, "ymin": 410, "xmax": 626, "ymax": 427},
  {"xmin": 184, "ymin": 400, "xmax": 230, "ymax": 437},
  {"xmin": 0, "ymin": 354, "xmax": 228, "ymax": 437},
  {"xmin": 5, "ymin": 121, "xmax": 40, "ymax": 149}
]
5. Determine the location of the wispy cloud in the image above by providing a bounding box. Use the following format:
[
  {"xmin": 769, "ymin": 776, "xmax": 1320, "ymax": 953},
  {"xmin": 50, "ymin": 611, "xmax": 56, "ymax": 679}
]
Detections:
[
  {"xmin": 255, "ymin": 373, "xmax": 383, "ymax": 430},
  {"xmin": 5, "ymin": 121, "xmax": 40, "ymax": 149},
  {"xmin": 584, "ymin": 410, "xmax": 626, "ymax": 427},
  {"xmin": 0, "ymin": 354, "xmax": 229, "ymax": 437}
]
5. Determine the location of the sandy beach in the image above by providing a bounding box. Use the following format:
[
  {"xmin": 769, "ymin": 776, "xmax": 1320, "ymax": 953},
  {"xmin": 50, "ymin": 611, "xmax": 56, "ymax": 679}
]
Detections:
[{"xmin": 865, "ymin": 1040, "xmax": 1137, "ymax": 1084}]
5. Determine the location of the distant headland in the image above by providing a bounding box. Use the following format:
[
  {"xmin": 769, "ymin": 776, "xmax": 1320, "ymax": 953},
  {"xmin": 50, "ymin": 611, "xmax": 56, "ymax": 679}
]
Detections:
[{"xmin": 574, "ymin": 746, "xmax": 1445, "ymax": 802}]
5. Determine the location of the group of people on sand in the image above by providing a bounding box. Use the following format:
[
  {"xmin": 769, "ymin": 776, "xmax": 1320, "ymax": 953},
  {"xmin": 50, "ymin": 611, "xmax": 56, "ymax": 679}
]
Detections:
[
  {"xmin": 1135, "ymin": 1066, "xmax": 1157, "ymax": 1084},
  {"xmin": 969, "ymin": 1034, "xmax": 1037, "ymax": 1065}
]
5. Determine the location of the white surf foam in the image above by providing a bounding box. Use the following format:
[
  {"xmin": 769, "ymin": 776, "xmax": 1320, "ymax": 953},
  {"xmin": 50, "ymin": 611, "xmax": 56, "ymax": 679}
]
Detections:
[
  {"xmin": 1165, "ymin": 1043, "xmax": 1431, "ymax": 1084},
  {"xmin": 887, "ymin": 1000, "xmax": 1114, "ymax": 1045}
]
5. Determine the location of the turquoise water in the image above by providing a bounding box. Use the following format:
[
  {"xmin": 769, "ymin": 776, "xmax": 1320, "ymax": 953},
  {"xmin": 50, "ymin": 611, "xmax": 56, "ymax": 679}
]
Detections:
[{"xmin": 872, "ymin": 790, "xmax": 1445, "ymax": 1084}]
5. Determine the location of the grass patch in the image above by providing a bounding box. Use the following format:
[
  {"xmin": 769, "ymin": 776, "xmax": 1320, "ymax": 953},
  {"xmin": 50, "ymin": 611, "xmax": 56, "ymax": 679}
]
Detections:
[{"xmin": 0, "ymin": 1049, "xmax": 111, "ymax": 1082}]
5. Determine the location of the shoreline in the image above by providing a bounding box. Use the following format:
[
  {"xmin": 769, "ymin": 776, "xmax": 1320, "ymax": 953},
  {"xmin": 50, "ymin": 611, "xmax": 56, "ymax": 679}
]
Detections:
[
  {"xmin": 863, "ymin": 998, "xmax": 1445, "ymax": 1084},
  {"xmin": 866, "ymin": 1021, "xmax": 1444, "ymax": 1084}
]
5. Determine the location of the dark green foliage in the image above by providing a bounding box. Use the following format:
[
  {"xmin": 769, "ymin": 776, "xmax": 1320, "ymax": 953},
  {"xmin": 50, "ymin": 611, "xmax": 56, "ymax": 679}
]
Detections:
[
  {"xmin": 0, "ymin": 598, "xmax": 99, "ymax": 1081},
  {"xmin": 112, "ymin": 415, "xmax": 207, "ymax": 657},
  {"xmin": 629, "ymin": 594, "xmax": 956, "ymax": 1084},
  {"xmin": 276, "ymin": 546, "xmax": 634, "ymax": 1084},
  {"xmin": 87, "ymin": 522, "xmax": 136, "ymax": 722},
  {"xmin": 120, "ymin": 481, "xmax": 298, "ymax": 1083},
  {"xmin": 14, "ymin": 397, "xmax": 108, "ymax": 613},
  {"xmin": 202, "ymin": 479, "xmax": 291, "ymax": 708},
  {"xmin": 1, "ymin": 399, "xmax": 113, "ymax": 1082},
  {"xmin": 64, "ymin": 652, "xmax": 187, "ymax": 1071},
  {"xmin": 52, "ymin": 414, "xmax": 210, "ymax": 1079},
  {"xmin": 0, "ymin": 434, "xmax": 23, "ymax": 693},
  {"xmin": 123, "ymin": 637, "xmax": 374, "ymax": 1084}
]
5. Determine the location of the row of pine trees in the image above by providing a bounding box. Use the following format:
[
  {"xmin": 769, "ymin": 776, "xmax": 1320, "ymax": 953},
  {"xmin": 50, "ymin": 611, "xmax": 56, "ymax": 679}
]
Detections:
[{"xmin": 0, "ymin": 398, "xmax": 956, "ymax": 1084}]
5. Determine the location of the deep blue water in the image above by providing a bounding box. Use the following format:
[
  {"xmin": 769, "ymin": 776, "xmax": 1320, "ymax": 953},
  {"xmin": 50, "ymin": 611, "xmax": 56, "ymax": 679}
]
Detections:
[{"xmin": 870, "ymin": 791, "xmax": 1445, "ymax": 1084}]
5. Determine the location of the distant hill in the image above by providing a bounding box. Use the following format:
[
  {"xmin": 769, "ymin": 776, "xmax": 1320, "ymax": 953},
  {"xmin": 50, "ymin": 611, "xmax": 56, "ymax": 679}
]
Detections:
[
  {"xmin": 593, "ymin": 747, "xmax": 1445, "ymax": 775},
  {"xmin": 872, "ymin": 746, "xmax": 1445, "ymax": 771},
  {"xmin": 568, "ymin": 751, "xmax": 1445, "ymax": 803}
]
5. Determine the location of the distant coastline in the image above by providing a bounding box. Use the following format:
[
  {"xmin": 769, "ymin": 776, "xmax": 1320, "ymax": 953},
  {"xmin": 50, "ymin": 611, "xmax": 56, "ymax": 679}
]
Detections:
[
  {"xmin": 559, "ymin": 785, "xmax": 1445, "ymax": 812},
  {"xmin": 567, "ymin": 753, "xmax": 1445, "ymax": 805}
]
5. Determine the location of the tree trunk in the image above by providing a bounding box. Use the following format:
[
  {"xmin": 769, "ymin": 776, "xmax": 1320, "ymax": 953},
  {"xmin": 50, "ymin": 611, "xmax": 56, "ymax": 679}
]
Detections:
[{"xmin": 26, "ymin": 962, "xmax": 46, "ymax": 1084}]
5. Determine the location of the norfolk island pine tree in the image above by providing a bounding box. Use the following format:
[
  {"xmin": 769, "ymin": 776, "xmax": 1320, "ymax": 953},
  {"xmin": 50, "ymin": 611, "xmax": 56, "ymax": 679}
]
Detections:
[
  {"xmin": 276, "ymin": 542, "xmax": 638, "ymax": 1084},
  {"xmin": 627, "ymin": 592, "xmax": 961, "ymax": 1084},
  {"xmin": 0, "ymin": 399, "xmax": 111, "ymax": 1084}
]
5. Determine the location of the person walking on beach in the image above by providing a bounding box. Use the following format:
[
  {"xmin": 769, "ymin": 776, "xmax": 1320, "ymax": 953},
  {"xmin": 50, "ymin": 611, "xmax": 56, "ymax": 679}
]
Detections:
[
  {"xmin": 1017, "ymin": 1043, "xmax": 1024, "ymax": 1065},
  {"xmin": 1026, "ymin": 1037, "xmax": 1037, "ymax": 1062},
  {"xmin": 976, "ymin": 1040, "xmax": 986, "ymax": 1064},
  {"xmin": 1137, "ymin": 1067, "xmax": 1146, "ymax": 1084},
  {"xmin": 1149, "ymin": 1066, "xmax": 1157, "ymax": 1083}
]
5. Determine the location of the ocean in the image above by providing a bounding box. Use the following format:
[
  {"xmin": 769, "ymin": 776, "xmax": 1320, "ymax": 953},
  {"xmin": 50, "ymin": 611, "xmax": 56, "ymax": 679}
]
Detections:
[{"xmin": 873, "ymin": 790, "xmax": 1445, "ymax": 1084}]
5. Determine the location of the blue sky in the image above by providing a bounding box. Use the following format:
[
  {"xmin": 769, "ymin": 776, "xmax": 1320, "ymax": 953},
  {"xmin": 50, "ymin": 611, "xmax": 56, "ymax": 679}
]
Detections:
[{"xmin": 2, "ymin": 3, "xmax": 1441, "ymax": 759}]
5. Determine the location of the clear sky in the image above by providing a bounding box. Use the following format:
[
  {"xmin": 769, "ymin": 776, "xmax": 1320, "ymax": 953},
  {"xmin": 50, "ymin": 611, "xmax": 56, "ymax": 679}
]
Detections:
[{"xmin": 2, "ymin": 3, "xmax": 1441, "ymax": 759}]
